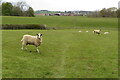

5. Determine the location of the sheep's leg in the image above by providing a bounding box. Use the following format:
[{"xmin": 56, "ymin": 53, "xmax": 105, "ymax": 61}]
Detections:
[
  {"xmin": 21, "ymin": 45, "xmax": 26, "ymax": 50},
  {"xmin": 21, "ymin": 42, "xmax": 27, "ymax": 50},
  {"xmin": 21, "ymin": 46, "xmax": 24, "ymax": 50},
  {"xmin": 21, "ymin": 46, "xmax": 27, "ymax": 50},
  {"xmin": 25, "ymin": 46, "xmax": 28, "ymax": 50},
  {"xmin": 21, "ymin": 44, "xmax": 24, "ymax": 50},
  {"xmin": 36, "ymin": 47, "xmax": 40, "ymax": 53}
]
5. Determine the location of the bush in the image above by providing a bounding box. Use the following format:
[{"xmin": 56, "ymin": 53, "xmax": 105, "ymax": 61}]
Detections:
[{"xmin": 2, "ymin": 24, "xmax": 47, "ymax": 30}]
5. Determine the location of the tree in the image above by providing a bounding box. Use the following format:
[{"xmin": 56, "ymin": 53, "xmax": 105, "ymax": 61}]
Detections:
[
  {"xmin": 15, "ymin": 1, "xmax": 34, "ymax": 17},
  {"xmin": 108, "ymin": 7, "xmax": 117, "ymax": 17},
  {"xmin": 12, "ymin": 6, "xmax": 23, "ymax": 16},
  {"xmin": 0, "ymin": 5, "xmax": 2, "ymax": 16},
  {"xmin": 23, "ymin": 7, "xmax": 34, "ymax": 17},
  {"xmin": 27, "ymin": 7, "xmax": 34, "ymax": 17},
  {"xmin": 100, "ymin": 8, "xmax": 107, "ymax": 17},
  {"xmin": 100, "ymin": 7, "xmax": 118, "ymax": 17},
  {"xmin": 1, "ymin": 1, "xmax": 35, "ymax": 17},
  {"xmin": 2, "ymin": 2, "xmax": 13, "ymax": 16},
  {"xmin": 88, "ymin": 7, "xmax": 118, "ymax": 18},
  {"xmin": 117, "ymin": 8, "xmax": 120, "ymax": 18},
  {"xmin": 16, "ymin": 1, "xmax": 29, "ymax": 11}
]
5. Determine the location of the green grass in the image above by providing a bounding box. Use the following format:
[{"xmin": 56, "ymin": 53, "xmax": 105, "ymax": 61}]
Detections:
[
  {"xmin": 2, "ymin": 29, "xmax": 118, "ymax": 78},
  {"xmin": 1, "ymin": 16, "xmax": 118, "ymax": 28},
  {"xmin": 1, "ymin": 16, "xmax": 118, "ymax": 78}
]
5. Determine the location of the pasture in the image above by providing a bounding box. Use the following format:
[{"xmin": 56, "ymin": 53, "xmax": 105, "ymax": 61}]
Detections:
[
  {"xmin": 2, "ymin": 29, "xmax": 118, "ymax": 78},
  {"xmin": 1, "ymin": 16, "xmax": 118, "ymax": 78},
  {"xmin": 2, "ymin": 16, "xmax": 118, "ymax": 28}
]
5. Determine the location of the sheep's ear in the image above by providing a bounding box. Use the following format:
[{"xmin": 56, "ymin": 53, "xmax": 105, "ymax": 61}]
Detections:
[
  {"xmin": 36, "ymin": 34, "xmax": 38, "ymax": 36},
  {"xmin": 41, "ymin": 34, "xmax": 43, "ymax": 36}
]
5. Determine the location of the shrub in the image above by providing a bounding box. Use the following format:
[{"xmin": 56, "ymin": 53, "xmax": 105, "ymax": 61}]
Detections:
[{"xmin": 2, "ymin": 24, "xmax": 47, "ymax": 30}]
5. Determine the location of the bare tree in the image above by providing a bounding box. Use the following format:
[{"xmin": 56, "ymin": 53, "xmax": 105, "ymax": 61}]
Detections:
[{"xmin": 16, "ymin": 1, "xmax": 29, "ymax": 11}]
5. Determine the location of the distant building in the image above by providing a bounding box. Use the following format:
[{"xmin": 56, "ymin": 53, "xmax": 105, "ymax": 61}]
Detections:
[
  {"xmin": 35, "ymin": 13, "xmax": 45, "ymax": 16},
  {"xmin": 40, "ymin": 10, "xmax": 49, "ymax": 11},
  {"xmin": 34, "ymin": 10, "xmax": 92, "ymax": 16}
]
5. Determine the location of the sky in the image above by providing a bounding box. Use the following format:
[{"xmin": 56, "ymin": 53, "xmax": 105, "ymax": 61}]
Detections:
[{"xmin": 2, "ymin": 0, "xmax": 120, "ymax": 11}]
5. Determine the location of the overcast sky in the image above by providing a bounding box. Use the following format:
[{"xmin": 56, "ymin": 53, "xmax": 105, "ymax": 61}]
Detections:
[{"xmin": 2, "ymin": 0, "xmax": 120, "ymax": 11}]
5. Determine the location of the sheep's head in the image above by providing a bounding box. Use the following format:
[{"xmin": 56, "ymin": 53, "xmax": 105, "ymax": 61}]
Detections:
[{"xmin": 36, "ymin": 33, "xmax": 42, "ymax": 39}]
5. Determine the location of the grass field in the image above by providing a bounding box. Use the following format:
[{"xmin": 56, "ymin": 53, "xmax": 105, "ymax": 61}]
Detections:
[
  {"xmin": 2, "ymin": 29, "xmax": 118, "ymax": 78},
  {"xmin": 1, "ymin": 16, "xmax": 118, "ymax": 78},
  {"xmin": 2, "ymin": 16, "xmax": 118, "ymax": 28}
]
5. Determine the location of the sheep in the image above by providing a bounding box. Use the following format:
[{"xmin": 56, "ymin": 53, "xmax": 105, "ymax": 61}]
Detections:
[
  {"xmin": 78, "ymin": 30, "xmax": 82, "ymax": 32},
  {"xmin": 93, "ymin": 29, "xmax": 101, "ymax": 35},
  {"xmin": 21, "ymin": 33, "xmax": 42, "ymax": 53},
  {"xmin": 104, "ymin": 32, "xmax": 109, "ymax": 34},
  {"xmin": 86, "ymin": 31, "xmax": 89, "ymax": 32}
]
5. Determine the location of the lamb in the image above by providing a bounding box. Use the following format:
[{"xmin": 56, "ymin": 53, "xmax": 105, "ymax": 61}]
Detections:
[
  {"xmin": 78, "ymin": 30, "xmax": 82, "ymax": 32},
  {"xmin": 21, "ymin": 33, "xmax": 42, "ymax": 53},
  {"xmin": 93, "ymin": 29, "xmax": 101, "ymax": 34},
  {"xmin": 104, "ymin": 32, "xmax": 109, "ymax": 34}
]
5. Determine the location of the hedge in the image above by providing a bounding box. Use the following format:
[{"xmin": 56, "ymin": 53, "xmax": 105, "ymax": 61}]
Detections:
[{"xmin": 1, "ymin": 24, "xmax": 48, "ymax": 30}]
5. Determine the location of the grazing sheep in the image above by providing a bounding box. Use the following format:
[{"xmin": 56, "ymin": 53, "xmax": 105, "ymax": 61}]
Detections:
[
  {"xmin": 104, "ymin": 32, "xmax": 109, "ymax": 34},
  {"xmin": 93, "ymin": 29, "xmax": 101, "ymax": 35},
  {"xmin": 86, "ymin": 31, "xmax": 89, "ymax": 32},
  {"xmin": 78, "ymin": 30, "xmax": 82, "ymax": 32},
  {"xmin": 21, "ymin": 33, "xmax": 42, "ymax": 53}
]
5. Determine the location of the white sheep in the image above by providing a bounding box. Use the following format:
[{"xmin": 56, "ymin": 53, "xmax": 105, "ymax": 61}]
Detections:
[
  {"xmin": 78, "ymin": 30, "xmax": 82, "ymax": 32},
  {"xmin": 104, "ymin": 32, "xmax": 109, "ymax": 34},
  {"xmin": 93, "ymin": 29, "xmax": 101, "ymax": 35},
  {"xmin": 21, "ymin": 33, "xmax": 42, "ymax": 53},
  {"xmin": 86, "ymin": 31, "xmax": 89, "ymax": 32}
]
